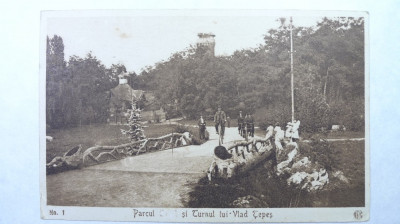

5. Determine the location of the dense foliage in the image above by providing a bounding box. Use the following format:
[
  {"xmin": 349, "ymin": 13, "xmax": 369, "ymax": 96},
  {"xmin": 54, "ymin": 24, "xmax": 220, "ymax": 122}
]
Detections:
[
  {"xmin": 47, "ymin": 17, "xmax": 365, "ymax": 132},
  {"xmin": 138, "ymin": 17, "xmax": 365, "ymax": 131},
  {"xmin": 46, "ymin": 35, "xmax": 129, "ymax": 128}
]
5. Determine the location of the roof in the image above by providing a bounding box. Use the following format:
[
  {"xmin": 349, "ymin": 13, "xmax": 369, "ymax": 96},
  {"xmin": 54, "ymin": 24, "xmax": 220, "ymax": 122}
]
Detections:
[{"xmin": 110, "ymin": 84, "xmax": 144, "ymax": 102}]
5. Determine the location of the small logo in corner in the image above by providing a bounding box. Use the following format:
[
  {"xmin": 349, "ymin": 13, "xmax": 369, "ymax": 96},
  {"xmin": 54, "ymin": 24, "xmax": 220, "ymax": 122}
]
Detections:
[{"xmin": 354, "ymin": 210, "xmax": 363, "ymax": 220}]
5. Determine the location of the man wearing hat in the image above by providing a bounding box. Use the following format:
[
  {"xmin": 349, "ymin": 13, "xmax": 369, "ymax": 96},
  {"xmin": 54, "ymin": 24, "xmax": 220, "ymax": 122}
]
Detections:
[
  {"xmin": 237, "ymin": 111, "xmax": 244, "ymax": 136},
  {"xmin": 214, "ymin": 107, "xmax": 226, "ymax": 135},
  {"xmin": 198, "ymin": 115, "xmax": 207, "ymax": 140},
  {"xmin": 244, "ymin": 113, "xmax": 255, "ymax": 137}
]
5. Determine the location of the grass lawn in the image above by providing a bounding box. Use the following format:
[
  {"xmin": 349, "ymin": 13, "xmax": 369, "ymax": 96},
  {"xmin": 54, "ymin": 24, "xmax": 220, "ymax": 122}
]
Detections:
[
  {"xmin": 299, "ymin": 140, "xmax": 365, "ymax": 207},
  {"xmin": 46, "ymin": 123, "xmax": 179, "ymax": 163},
  {"xmin": 254, "ymin": 127, "xmax": 364, "ymax": 140}
]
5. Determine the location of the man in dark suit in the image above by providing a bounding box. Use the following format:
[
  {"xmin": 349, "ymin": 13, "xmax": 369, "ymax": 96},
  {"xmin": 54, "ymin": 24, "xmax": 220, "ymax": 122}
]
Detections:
[
  {"xmin": 198, "ymin": 115, "xmax": 207, "ymax": 140},
  {"xmin": 214, "ymin": 107, "xmax": 226, "ymax": 135},
  {"xmin": 237, "ymin": 111, "xmax": 244, "ymax": 136}
]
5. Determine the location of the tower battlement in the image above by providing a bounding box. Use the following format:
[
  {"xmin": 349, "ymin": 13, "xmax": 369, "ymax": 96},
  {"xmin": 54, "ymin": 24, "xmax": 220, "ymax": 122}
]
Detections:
[{"xmin": 196, "ymin": 33, "xmax": 215, "ymax": 56}]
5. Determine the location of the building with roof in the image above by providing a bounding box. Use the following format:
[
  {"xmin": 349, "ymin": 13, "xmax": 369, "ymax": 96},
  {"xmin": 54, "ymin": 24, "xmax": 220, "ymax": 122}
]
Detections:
[{"xmin": 108, "ymin": 73, "xmax": 166, "ymax": 124}]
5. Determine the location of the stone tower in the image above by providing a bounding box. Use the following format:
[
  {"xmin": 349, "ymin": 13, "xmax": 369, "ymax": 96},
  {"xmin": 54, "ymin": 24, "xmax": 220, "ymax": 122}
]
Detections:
[{"xmin": 196, "ymin": 33, "xmax": 215, "ymax": 56}]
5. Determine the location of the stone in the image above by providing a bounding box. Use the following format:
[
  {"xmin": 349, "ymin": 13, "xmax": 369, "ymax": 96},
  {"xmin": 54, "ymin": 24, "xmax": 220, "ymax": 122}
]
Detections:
[
  {"xmin": 287, "ymin": 172, "xmax": 308, "ymax": 185},
  {"xmin": 331, "ymin": 124, "xmax": 346, "ymax": 131},
  {"xmin": 332, "ymin": 170, "xmax": 349, "ymax": 184},
  {"xmin": 286, "ymin": 167, "xmax": 330, "ymax": 192},
  {"xmin": 306, "ymin": 168, "xmax": 329, "ymax": 191},
  {"xmin": 309, "ymin": 180, "xmax": 324, "ymax": 191},
  {"xmin": 318, "ymin": 169, "xmax": 329, "ymax": 182},
  {"xmin": 276, "ymin": 142, "xmax": 297, "ymax": 163},
  {"xmin": 291, "ymin": 157, "xmax": 311, "ymax": 170},
  {"xmin": 309, "ymin": 170, "xmax": 319, "ymax": 180},
  {"xmin": 276, "ymin": 145, "xmax": 298, "ymax": 175}
]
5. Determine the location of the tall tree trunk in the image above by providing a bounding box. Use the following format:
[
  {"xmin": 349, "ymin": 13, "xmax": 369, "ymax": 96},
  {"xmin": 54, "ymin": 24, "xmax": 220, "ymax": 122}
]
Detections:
[{"xmin": 323, "ymin": 67, "xmax": 329, "ymax": 99}]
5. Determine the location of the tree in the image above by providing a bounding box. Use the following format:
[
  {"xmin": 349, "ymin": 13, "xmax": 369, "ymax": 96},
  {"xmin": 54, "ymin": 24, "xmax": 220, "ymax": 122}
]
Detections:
[
  {"xmin": 101, "ymin": 16, "xmax": 365, "ymax": 132},
  {"xmin": 46, "ymin": 35, "xmax": 117, "ymax": 128},
  {"xmin": 106, "ymin": 63, "xmax": 127, "ymax": 87},
  {"xmin": 46, "ymin": 35, "xmax": 67, "ymax": 128},
  {"xmin": 66, "ymin": 53, "xmax": 112, "ymax": 125}
]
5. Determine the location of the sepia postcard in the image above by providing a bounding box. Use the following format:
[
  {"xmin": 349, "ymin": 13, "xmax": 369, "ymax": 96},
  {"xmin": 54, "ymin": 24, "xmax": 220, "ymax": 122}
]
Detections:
[{"xmin": 40, "ymin": 9, "xmax": 369, "ymax": 222}]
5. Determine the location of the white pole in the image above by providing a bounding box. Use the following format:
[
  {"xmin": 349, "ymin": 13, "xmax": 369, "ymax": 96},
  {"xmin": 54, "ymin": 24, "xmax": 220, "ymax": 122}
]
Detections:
[{"xmin": 290, "ymin": 17, "xmax": 295, "ymax": 123}]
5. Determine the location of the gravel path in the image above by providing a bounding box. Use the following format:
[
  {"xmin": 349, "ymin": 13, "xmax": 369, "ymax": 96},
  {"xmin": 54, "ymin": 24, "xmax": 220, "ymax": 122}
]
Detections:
[{"xmin": 47, "ymin": 127, "xmax": 243, "ymax": 207}]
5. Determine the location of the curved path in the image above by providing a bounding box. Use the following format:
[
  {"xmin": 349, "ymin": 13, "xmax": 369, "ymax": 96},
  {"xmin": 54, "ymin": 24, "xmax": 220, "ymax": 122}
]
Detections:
[{"xmin": 47, "ymin": 127, "xmax": 243, "ymax": 207}]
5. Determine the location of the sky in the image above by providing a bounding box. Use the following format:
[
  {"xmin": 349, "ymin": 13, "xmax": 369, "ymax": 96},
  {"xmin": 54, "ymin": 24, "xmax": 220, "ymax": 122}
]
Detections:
[{"xmin": 45, "ymin": 10, "xmax": 362, "ymax": 73}]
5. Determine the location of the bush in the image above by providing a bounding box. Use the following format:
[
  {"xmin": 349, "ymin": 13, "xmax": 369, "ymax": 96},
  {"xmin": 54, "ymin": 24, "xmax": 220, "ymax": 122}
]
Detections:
[
  {"xmin": 254, "ymin": 105, "xmax": 290, "ymax": 130},
  {"xmin": 296, "ymin": 90, "xmax": 331, "ymax": 133},
  {"xmin": 258, "ymin": 121, "xmax": 269, "ymax": 131},
  {"xmin": 329, "ymin": 99, "xmax": 364, "ymax": 132},
  {"xmin": 299, "ymin": 139, "xmax": 337, "ymax": 171},
  {"xmin": 254, "ymin": 90, "xmax": 334, "ymax": 133},
  {"xmin": 165, "ymin": 109, "xmax": 182, "ymax": 120}
]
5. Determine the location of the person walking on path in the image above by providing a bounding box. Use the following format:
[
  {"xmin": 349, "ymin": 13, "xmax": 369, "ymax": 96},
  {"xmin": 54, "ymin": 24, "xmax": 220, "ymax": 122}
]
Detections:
[
  {"xmin": 244, "ymin": 113, "xmax": 255, "ymax": 137},
  {"xmin": 226, "ymin": 116, "xmax": 231, "ymax": 128},
  {"xmin": 198, "ymin": 115, "xmax": 207, "ymax": 140},
  {"xmin": 214, "ymin": 107, "xmax": 226, "ymax": 136},
  {"xmin": 249, "ymin": 114, "xmax": 255, "ymax": 137},
  {"xmin": 237, "ymin": 111, "xmax": 244, "ymax": 136}
]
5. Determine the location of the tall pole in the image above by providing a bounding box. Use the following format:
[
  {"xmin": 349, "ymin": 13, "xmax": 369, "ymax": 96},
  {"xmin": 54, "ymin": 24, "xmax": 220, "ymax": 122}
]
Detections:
[{"xmin": 290, "ymin": 16, "xmax": 295, "ymax": 123}]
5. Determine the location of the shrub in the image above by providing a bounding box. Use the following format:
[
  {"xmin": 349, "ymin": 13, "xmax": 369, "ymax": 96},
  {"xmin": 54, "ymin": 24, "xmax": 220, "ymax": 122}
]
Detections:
[
  {"xmin": 328, "ymin": 99, "xmax": 364, "ymax": 132},
  {"xmin": 299, "ymin": 139, "xmax": 337, "ymax": 171},
  {"xmin": 254, "ymin": 105, "xmax": 290, "ymax": 130},
  {"xmin": 296, "ymin": 90, "xmax": 331, "ymax": 133},
  {"xmin": 258, "ymin": 121, "xmax": 269, "ymax": 131}
]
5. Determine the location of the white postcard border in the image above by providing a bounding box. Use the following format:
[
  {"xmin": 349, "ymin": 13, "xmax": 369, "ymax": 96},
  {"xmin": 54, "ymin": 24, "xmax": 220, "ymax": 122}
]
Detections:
[{"xmin": 40, "ymin": 9, "xmax": 370, "ymax": 222}]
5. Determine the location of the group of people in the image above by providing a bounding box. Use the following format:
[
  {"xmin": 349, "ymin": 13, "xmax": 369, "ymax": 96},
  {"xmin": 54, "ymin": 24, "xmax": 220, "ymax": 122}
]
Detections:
[
  {"xmin": 197, "ymin": 107, "xmax": 228, "ymax": 140},
  {"xmin": 237, "ymin": 110, "xmax": 255, "ymax": 137},
  {"xmin": 197, "ymin": 107, "xmax": 255, "ymax": 140},
  {"xmin": 264, "ymin": 120, "xmax": 301, "ymax": 151},
  {"xmin": 197, "ymin": 107, "xmax": 301, "ymax": 147}
]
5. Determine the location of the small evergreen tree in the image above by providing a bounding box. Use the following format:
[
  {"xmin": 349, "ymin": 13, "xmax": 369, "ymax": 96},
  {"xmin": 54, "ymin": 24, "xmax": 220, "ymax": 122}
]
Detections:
[{"xmin": 122, "ymin": 100, "xmax": 146, "ymax": 142}]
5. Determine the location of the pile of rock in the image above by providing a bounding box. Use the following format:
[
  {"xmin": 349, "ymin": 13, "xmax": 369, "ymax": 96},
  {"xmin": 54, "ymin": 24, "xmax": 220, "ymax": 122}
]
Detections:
[{"xmin": 276, "ymin": 142, "xmax": 330, "ymax": 192}]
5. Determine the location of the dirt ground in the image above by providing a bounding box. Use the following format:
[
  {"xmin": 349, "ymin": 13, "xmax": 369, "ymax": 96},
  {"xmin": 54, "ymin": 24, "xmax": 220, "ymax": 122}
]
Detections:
[
  {"xmin": 47, "ymin": 169, "xmax": 201, "ymax": 207},
  {"xmin": 46, "ymin": 127, "xmax": 237, "ymax": 207}
]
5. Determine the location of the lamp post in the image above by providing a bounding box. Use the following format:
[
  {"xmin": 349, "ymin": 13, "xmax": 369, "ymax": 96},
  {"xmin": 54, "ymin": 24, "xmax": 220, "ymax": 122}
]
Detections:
[{"xmin": 289, "ymin": 16, "xmax": 295, "ymax": 123}]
